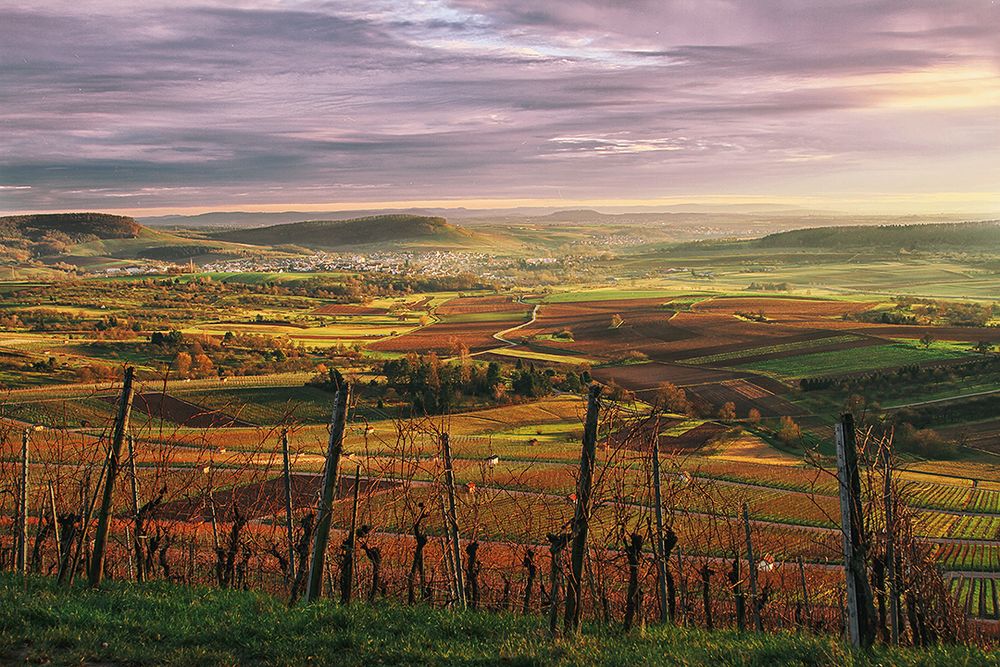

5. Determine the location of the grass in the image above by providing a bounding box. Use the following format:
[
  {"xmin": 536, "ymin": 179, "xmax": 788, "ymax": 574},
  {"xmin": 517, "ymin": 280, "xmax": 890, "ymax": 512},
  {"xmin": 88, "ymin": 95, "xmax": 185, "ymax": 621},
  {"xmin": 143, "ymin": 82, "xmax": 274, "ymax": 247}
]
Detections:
[
  {"xmin": 737, "ymin": 342, "xmax": 968, "ymax": 380},
  {"xmin": 2, "ymin": 574, "xmax": 996, "ymax": 666}
]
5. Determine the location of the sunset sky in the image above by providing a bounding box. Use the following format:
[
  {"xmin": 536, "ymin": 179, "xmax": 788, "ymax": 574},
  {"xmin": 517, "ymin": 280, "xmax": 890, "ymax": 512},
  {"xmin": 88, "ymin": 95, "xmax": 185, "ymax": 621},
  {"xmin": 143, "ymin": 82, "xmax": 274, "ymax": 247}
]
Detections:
[{"xmin": 1, "ymin": 1, "xmax": 998, "ymax": 215}]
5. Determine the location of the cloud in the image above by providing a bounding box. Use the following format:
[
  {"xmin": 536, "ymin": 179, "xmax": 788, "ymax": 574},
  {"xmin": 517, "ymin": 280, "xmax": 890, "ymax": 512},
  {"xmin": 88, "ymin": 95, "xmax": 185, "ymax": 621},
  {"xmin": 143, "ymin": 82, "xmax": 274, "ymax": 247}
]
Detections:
[{"xmin": 0, "ymin": 0, "xmax": 997, "ymax": 212}]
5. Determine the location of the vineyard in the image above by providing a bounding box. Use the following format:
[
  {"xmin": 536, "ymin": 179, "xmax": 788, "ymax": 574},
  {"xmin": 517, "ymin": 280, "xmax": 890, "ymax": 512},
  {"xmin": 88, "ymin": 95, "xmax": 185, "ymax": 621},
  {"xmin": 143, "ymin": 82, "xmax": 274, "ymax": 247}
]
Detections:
[{"xmin": 2, "ymin": 368, "xmax": 997, "ymax": 662}]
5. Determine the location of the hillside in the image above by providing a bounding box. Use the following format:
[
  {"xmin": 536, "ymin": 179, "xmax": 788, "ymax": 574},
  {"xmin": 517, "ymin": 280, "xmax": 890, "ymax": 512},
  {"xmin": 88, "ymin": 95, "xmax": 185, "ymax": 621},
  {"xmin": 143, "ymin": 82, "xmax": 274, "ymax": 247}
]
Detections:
[
  {"xmin": 211, "ymin": 214, "xmax": 482, "ymax": 249},
  {"xmin": 0, "ymin": 213, "xmax": 142, "ymax": 243},
  {"xmin": 3, "ymin": 575, "xmax": 993, "ymax": 666},
  {"xmin": 756, "ymin": 220, "xmax": 1000, "ymax": 249}
]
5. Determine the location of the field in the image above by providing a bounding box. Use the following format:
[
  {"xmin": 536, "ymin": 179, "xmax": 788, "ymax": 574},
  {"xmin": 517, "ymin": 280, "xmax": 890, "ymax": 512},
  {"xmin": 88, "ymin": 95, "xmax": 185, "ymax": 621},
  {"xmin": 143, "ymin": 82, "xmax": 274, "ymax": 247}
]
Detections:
[
  {"xmin": 1, "ymin": 223, "xmax": 1000, "ymax": 650},
  {"xmin": 737, "ymin": 342, "xmax": 968, "ymax": 380}
]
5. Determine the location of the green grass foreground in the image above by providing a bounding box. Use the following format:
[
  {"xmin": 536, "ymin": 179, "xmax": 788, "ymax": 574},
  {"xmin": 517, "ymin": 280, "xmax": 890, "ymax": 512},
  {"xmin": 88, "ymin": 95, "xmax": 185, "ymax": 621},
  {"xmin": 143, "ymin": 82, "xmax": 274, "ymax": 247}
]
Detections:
[{"xmin": 0, "ymin": 575, "xmax": 995, "ymax": 666}]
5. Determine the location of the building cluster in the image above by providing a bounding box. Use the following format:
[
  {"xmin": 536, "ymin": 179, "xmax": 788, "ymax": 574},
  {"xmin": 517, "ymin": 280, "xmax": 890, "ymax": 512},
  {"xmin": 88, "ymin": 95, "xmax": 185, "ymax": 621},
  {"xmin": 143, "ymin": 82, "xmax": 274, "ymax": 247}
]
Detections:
[{"xmin": 200, "ymin": 251, "xmax": 563, "ymax": 282}]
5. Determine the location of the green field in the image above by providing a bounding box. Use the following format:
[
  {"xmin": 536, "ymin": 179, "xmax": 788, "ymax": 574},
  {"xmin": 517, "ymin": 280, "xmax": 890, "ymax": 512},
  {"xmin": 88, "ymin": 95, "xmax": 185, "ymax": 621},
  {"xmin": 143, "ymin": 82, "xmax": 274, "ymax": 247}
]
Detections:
[
  {"xmin": 738, "ymin": 342, "xmax": 969, "ymax": 379},
  {"xmin": 681, "ymin": 335, "xmax": 863, "ymax": 366},
  {"xmin": 2, "ymin": 575, "xmax": 994, "ymax": 667}
]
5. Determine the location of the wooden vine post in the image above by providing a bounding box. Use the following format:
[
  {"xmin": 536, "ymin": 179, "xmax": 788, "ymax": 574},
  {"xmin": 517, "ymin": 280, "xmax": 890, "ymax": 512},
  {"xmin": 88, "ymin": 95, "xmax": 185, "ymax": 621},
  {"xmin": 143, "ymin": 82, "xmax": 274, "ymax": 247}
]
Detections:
[
  {"xmin": 89, "ymin": 365, "xmax": 136, "ymax": 587},
  {"xmin": 48, "ymin": 482, "xmax": 61, "ymax": 568},
  {"xmin": 797, "ymin": 555, "xmax": 811, "ymax": 627},
  {"xmin": 280, "ymin": 428, "xmax": 296, "ymax": 583},
  {"xmin": 16, "ymin": 427, "xmax": 30, "ymax": 575},
  {"xmin": 127, "ymin": 433, "xmax": 143, "ymax": 583},
  {"xmin": 304, "ymin": 373, "xmax": 350, "ymax": 603},
  {"xmin": 835, "ymin": 412, "xmax": 877, "ymax": 648},
  {"xmin": 441, "ymin": 432, "xmax": 466, "ymax": 607},
  {"xmin": 339, "ymin": 465, "xmax": 361, "ymax": 604},
  {"xmin": 650, "ymin": 426, "xmax": 670, "ymax": 624},
  {"xmin": 565, "ymin": 383, "xmax": 602, "ymax": 633},
  {"xmin": 742, "ymin": 502, "xmax": 763, "ymax": 632},
  {"xmin": 882, "ymin": 440, "xmax": 900, "ymax": 645}
]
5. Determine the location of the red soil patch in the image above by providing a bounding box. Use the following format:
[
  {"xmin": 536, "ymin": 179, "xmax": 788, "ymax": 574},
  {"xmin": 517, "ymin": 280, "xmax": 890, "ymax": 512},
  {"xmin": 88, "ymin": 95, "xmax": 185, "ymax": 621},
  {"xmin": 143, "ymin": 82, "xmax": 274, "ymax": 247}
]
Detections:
[
  {"xmin": 662, "ymin": 421, "xmax": 728, "ymax": 450},
  {"xmin": 591, "ymin": 362, "xmax": 748, "ymax": 390},
  {"xmin": 155, "ymin": 473, "xmax": 400, "ymax": 522},
  {"xmin": 312, "ymin": 304, "xmax": 388, "ymax": 315},
  {"xmin": 612, "ymin": 418, "xmax": 728, "ymax": 452},
  {"xmin": 519, "ymin": 297, "xmax": 832, "ymax": 363},
  {"xmin": 516, "ymin": 299, "xmax": 697, "ymax": 360},
  {"xmin": 407, "ymin": 296, "xmax": 433, "ymax": 309},
  {"xmin": 124, "ymin": 392, "xmax": 254, "ymax": 428},
  {"xmin": 692, "ymin": 297, "xmax": 875, "ymax": 322},
  {"xmin": 686, "ymin": 380, "xmax": 803, "ymax": 419},
  {"xmin": 437, "ymin": 295, "xmax": 527, "ymax": 315},
  {"xmin": 370, "ymin": 320, "xmax": 509, "ymax": 354},
  {"xmin": 816, "ymin": 322, "xmax": 1000, "ymax": 343}
]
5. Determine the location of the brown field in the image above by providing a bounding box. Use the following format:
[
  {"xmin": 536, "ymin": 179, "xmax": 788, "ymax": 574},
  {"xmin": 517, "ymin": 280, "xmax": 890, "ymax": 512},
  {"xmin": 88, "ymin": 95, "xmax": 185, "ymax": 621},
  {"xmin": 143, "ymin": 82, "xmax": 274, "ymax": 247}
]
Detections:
[
  {"xmin": 938, "ymin": 418, "xmax": 1000, "ymax": 453},
  {"xmin": 692, "ymin": 296, "xmax": 875, "ymax": 322},
  {"xmin": 663, "ymin": 421, "xmax": 729, "ymax": 449},
  {"xmin": 518, "ymin": 297, "xmax": 874, "ymax": 364},
  {"xmin": 591, "ymin": 361, "xmax": 749, "ymax": 390},
  {"xmin": 436, "ymin": 294, "xmax": 528, "ymax": 315},
  {"xmin": 687, "ymin": 380, "xmax": 804, "ymax": 419},
  {"xmin": 820, "ymin": 323, "xmax": 1000, "ymax": 343},
  {"xmin": 370, "ymin": 319, "xmax": 513, "ymax": 353},
  {"xmin": 118, "ymin": 392, "xmax": 254, "ymax": 428},
  {"xmin": 155, "ymin": 473, "xmax": 400, "ymax": 522}
]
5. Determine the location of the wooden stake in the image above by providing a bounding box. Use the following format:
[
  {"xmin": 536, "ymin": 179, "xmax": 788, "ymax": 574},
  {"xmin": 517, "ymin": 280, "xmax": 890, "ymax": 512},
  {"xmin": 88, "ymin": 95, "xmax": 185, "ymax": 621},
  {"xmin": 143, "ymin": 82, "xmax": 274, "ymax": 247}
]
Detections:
[
  {"xmin": 304, "ymin": 375, "xmax": 350, "ymax": 603},
  {"xmin": 89, "ymin": 366, "xmax": 136, "ymax": 586},
  {"xmin": 883, "ymin": 441, "xmax": 900, "ymax": 645},
  {"xmin": 742, "ymin": 502, "xmax": 763, "ymax": 632},
  {"xmin": 125, "ymin": 525, "xmax": 134, "ymax": 580},
  {"xmin": 676, "ymin": 547, "xmax": 688, "ymax": 624},
  {"xmin": 127, "ymin": 434, "xmax": 143, "ymax": 583},
  {"xmin": 438, "ymin": 494, "xmax": 458, "ymax": 603},
  {"xmin": 835, "ymin": 414, "xmax": 876, "ymax": 648},
  {"xmin": 547, "ymin": 532, "xmax": 569, "ymax": 637},
  {"xmin": 48, "ymin": 482, "xmax": 61, "ymax": 567},
  {"xmin": 281, "ymin": 428, "xmax": 296, "ymax": 584},
  {"xmin": 69, "ymin": 464, "xmax": 106, "ymax": 586},
  {"xmin": 797, "ymin": 555, "xmax": 811, "ymax": 628},
  {"xmin": 565, "ymin": 384, "xmax": 601, "ymax": 633},
  {"xmin": 651, "ymin": 426, "xmax": 669, "ymax": 624},
  {"xmin": 339, "ymin": 465, "xmax": 361, "ymax": 604},
  {"xmin": 16, "ymin": 428, "xmax": 29, "ymax": 575},
  {"xmin": 441, "ymin": 432, "xmax": 466, "ymax": 607}
]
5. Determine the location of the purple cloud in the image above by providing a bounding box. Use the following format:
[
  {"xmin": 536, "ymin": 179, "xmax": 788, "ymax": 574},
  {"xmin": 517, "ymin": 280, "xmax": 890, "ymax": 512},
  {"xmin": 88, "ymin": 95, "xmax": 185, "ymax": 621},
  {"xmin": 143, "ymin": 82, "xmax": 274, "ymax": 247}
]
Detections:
[{"xmin": 0, "ymin": 0, "xmax": 997, "ymax": 213}]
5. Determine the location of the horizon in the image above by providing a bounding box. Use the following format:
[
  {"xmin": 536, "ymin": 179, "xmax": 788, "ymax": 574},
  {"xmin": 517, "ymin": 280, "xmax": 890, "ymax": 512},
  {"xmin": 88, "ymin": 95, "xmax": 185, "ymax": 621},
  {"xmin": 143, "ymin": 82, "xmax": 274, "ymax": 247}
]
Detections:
[{"xmin": 2, "ymin": 1, "xmax": 999, "ymax": 216}]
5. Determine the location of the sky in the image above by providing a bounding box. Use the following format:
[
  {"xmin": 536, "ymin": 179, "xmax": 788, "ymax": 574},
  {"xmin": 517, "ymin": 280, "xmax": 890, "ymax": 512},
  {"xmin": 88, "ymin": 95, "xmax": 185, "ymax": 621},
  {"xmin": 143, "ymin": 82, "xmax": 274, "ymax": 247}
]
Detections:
[{"xmin": 1, "ymin": 0, "xmax": 999, "ymax": 216}]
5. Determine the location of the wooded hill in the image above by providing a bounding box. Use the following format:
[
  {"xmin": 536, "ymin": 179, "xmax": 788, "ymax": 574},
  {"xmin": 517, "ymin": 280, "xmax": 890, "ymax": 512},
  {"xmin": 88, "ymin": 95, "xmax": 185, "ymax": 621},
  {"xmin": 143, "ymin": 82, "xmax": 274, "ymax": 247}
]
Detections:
[
  {"xmin": 0, "ymin": 213, "xmax": 143, "ymax": 243},
  {"xmin": 211, "ymin": 214, "xmax": 480, "ymax": 249},
  {"xmin": 756, "ymin": 220, "xmax": 1000, "ymax": 249}
]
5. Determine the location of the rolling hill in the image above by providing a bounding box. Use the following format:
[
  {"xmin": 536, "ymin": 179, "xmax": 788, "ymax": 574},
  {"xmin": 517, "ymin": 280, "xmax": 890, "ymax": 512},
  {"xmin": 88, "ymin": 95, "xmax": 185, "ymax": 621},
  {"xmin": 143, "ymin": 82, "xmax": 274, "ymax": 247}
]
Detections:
[
  {"xmin": 0, "ymin": 212, "xmax": 143, "ymax": 243},
  {"xmin": 756, "ymin": 220, "xmax": 1000, "ymax": 249},
  {"xmin": 210, "ymin": 214, "xmax": 484, "ymax": 249},
  {"xmin": 0, "ymin": 212, "xmax": 253, "ymax": 267}
]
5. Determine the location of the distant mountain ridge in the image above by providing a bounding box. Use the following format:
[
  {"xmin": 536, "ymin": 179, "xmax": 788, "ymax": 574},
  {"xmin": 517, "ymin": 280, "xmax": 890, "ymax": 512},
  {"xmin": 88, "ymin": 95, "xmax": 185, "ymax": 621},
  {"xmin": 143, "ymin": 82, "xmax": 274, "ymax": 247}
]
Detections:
[
  {"xmin": 0, "ymin": 212, "xmax": 143, "ymax": 242},
  {"xmin": 210, "ymin": 214, "xmax": 477, "ymax": 248},
  {"xmin": 756, "ymin": 220, "xmax": 1000, "ymax": 249}
]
